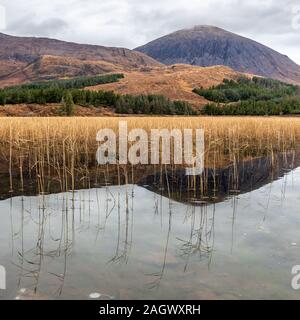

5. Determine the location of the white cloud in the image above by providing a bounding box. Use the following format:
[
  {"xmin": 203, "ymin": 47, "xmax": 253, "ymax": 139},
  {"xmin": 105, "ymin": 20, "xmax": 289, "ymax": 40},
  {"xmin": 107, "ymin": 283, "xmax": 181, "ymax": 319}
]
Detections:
[{"xmin": 1, "ymin": 0, "xmax": 300, "ymax": 63}]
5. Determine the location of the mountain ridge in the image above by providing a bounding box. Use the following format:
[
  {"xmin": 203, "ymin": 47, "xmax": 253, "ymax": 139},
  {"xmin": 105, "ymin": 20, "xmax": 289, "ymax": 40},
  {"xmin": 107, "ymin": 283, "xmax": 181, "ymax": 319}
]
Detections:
[
  {"xmin": 0, "ymin": 32, "xmax": 161, "ymax": 87},
  {"xmin": 135, "ymin": 25, "xmax": 300, "ymax": 84}
]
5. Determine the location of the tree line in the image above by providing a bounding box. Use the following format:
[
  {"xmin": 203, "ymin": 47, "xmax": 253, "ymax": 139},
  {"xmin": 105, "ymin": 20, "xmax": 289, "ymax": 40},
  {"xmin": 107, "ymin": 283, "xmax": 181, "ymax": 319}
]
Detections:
[
  {"xmin": 0, "ymin": 75, "xmax": 196, "ymax": 115},
  {"xmin": 7, "ymin": 74, "xmax": 125, "ymax": 90},
  {"xmin": 203, "ymin": 98, "xmax": 300, "ymax": 116},
  {"xmin": 193, "ymin": 76, "xmax": 300, "ymax": 115},
  {"xmin": 115, "ymin": 94, "xmax": 196, "ymax": 115},
  {"xmin": 193, "ymin": 77, "xmax": 299, "ymax": 103}
]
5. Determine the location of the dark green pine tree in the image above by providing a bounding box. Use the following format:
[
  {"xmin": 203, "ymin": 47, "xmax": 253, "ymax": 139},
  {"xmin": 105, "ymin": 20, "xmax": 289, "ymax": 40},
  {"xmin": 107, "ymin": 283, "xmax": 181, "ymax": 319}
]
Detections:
[{"xmin": 61, "ymin": 91, "xmax": 76, "ymax": 116}]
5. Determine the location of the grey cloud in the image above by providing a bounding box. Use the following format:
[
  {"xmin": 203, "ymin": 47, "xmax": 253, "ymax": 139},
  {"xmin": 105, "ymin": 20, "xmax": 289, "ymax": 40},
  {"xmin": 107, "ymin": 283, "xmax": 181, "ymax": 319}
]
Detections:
[
  {"xmin": 1, "ymin": 0, "xmax": 300, "ymax": 63},
  {"xmin": 6, "ymin": 16, "xmax": 68, "ymax": 36}
]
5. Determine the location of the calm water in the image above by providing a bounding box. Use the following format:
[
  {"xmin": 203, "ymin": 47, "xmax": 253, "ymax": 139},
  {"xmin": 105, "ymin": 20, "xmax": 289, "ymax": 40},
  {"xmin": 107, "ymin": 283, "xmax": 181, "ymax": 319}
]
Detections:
[{"xmin": 0, "ymin": 164, "xmax": 300, "ymax": 299}]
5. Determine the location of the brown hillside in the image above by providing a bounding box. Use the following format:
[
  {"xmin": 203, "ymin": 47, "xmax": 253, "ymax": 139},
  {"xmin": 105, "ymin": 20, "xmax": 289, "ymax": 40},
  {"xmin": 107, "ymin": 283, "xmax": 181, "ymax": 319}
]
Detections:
[
  {"xmin": 0, "ymin": 32, "xmax": 161, "ymax": 87},
  {"xmin": 87, "ymin": 64, "xmax": 247, "ymax": 107},
  {"xmin": 0, "ymin": 55, "xmax": 125, "ymax": 87}
]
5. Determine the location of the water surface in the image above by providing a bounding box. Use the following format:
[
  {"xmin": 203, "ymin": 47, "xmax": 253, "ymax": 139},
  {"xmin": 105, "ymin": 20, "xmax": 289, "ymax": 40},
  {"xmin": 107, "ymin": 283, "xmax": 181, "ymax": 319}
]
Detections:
[{"xmin": 0, "ymin": 159, "xmax": 300, "ymax": 300}]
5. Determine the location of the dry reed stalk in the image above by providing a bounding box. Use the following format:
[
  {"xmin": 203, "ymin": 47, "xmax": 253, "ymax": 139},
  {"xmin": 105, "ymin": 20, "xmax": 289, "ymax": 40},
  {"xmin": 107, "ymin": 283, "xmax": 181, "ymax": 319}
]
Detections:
[{"xmin": 0, "ymin": 117, "xmax": 299, "ymax": 194}]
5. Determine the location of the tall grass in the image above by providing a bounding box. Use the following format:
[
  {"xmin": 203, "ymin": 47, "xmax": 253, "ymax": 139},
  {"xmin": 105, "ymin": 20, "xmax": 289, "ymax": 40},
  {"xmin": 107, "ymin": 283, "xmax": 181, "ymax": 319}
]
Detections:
[{"xmin": 0, "ymin": 116, "xmax": 299, "ymax": 195}]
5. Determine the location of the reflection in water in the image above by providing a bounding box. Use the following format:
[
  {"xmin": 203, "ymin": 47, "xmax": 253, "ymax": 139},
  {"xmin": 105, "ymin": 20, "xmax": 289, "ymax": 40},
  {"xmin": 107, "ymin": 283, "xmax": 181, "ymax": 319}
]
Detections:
[
  {"xmin": 139, "ymin": 152, "xmax": 300, "ymax": 205},
  {"xmin": 0, "ymin": 152, "xmax": 299, "ymax": 300}
]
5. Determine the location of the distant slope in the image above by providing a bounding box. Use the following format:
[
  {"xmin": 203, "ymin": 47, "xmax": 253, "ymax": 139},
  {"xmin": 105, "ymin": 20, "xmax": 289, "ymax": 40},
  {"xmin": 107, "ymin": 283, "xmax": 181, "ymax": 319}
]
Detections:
[
  {"xmin": 136, "ymin": 26, "xmax": 300, "ymax": 84},
  {"xmin": 88, "ymin": 64, "xmax": 246, "ymax": 108},
  {"xmin": 0, "ymin": 33, "xmax": 161, "ymax": 87},
  {"xmin": 0, "ymin": 55, "xmax": 125, "ymax": 87}
]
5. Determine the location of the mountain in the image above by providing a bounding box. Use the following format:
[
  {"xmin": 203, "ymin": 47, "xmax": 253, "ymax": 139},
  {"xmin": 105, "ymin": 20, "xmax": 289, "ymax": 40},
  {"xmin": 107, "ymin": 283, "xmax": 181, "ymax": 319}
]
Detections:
[
  {"xmin": 136, "ymin": 26, "xmax": 300, "ymax": 84},
  {"xmin": 0, "ymin": 33, "xmax": 161, "ymax": 87}
]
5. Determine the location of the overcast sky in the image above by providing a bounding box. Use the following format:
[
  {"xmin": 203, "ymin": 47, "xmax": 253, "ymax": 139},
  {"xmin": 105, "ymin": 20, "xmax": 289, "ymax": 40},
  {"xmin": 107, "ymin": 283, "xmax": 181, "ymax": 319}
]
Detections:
[{"xmin": 1, "ymin": 0, "xmax": 300, "ymax": 63}]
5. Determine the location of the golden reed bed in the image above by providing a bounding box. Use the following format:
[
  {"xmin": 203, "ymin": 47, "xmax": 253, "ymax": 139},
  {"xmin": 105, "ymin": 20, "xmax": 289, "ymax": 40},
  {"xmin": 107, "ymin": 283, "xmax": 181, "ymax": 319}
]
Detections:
[{"xmin": 0, "ymin": 116, "xmax": 299, "ymax": 193}]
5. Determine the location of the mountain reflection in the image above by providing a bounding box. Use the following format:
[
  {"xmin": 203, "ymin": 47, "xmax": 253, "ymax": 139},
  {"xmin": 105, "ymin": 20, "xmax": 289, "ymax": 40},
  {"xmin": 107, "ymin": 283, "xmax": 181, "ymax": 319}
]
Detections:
[
  {"xmin": 139, "ymin": 152, "xmax": 300, "ymax": 205},
  {"xmin": 0, "ymin": 151, "xmax": 299, "ymax": 299}
]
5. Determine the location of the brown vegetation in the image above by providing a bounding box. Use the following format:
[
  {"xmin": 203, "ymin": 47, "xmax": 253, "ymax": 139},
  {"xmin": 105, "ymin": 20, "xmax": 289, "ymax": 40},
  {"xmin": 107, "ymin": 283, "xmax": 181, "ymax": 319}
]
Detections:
[
  {"xmin": 0, "ymin": 56, "xmax": 125, "ymax": 87},
  {"xmin": 0, "ymin": 32, "xmax": 161, "ymax": 87},
  {"xmin": 0, "ymin": 104, "xmax": 114, "ymax": 117},
  {"xmin": 0, "ymin": 117, "xmax": 299, "ymax": 190},
  {"xmin": 88, "ymin": 64, "xmax": 249, "ymax": 107}
]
